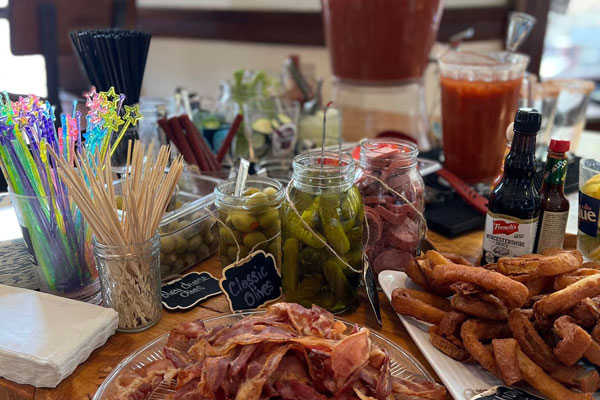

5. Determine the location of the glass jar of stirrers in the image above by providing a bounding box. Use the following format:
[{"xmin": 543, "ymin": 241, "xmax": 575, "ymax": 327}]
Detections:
[
  {"xmin": 93, "ymin": 233, "xmax": 161, "ymax": 332},
  {"xmin": 10, "ymin": 191, "xmax": 101, "ymax": 303}
]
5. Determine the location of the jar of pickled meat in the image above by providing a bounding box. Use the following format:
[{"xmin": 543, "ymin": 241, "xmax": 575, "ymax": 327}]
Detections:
[
  {"xmin": 214, "ymin": 177, "xmax": 284, "ymax": 269},
  {"xmin": 281, "ymin": 150, "xmax": 364, "ymax": 313},
  {"xmin": 357, "ymin": 139, "xmax": 425, "ymax": 276}
]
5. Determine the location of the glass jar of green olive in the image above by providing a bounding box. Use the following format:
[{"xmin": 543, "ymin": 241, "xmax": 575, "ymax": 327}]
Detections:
[
  {"xmin": 282, "ymin": 150, "xmax": 364, "ymax": 313},
  {"xmin": 214, "ymin": 177, "xmax": 284, "ymax": 270}
]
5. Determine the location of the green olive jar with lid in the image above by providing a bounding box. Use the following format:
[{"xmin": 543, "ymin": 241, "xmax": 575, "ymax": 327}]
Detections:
[
  {"xmin": 281, "ymin": 150, "xmax": 364, "ymax": 313},
  {"xmin": 214, "ymin": 177, "xmax": 284, "ymax": 269}
]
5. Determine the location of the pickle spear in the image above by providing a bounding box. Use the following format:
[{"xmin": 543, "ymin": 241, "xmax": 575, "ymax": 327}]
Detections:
[
  {"xmin": 301, "ymin": 196, "xmax": 320, "ymax": 229},
  {"xmin": 286, "ymin": 206, "xmax": 326, "ymax": 248},
  {"xmin": 283, "ymin": 238, "xmax": 299, "ymax": 291},
  {"xmin": 323, "ymin": 258, "xmax": 355, "ymax": 304},
  {"xmin": 319, "ymin": 194, "xmax": 350, "ymax": 255}
]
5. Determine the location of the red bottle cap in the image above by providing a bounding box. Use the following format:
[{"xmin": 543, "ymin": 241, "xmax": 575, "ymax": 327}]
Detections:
[{"xmin": 549, "ymin": 139, "xmax": 570, "ymax": 153}]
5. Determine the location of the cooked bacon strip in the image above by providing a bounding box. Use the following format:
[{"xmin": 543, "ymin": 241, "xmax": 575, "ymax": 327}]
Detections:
[
  {"xmin": 391, "ymin": 376, "xmax": 447, "ymax": 400},
  {"xmin": 331, "ymin": 329, "xmax": 371, "ymax": 388},
  {"xmin": 236, "ymin": 344, "xmax": 291, "ymax": 400}
]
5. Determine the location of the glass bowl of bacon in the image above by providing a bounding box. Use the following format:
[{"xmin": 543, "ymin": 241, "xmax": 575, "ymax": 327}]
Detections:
[{"xmin": 94, "ymin": 303, "xmax": 445, "ymax": 400}]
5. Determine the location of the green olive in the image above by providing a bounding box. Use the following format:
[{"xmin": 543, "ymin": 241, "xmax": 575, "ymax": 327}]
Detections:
[
  {"xmin": 227, "ymin": 244, "xmax": 249, "ymax": 260},
  {"xmin": 258, "ymin": 209, "xmax": 279, "ymax": 229},
  {"xmin": 268, "ymin": 239, "xmax": 279, "ymax": 257},
  {"xmin": 245, "ymin": 192, "xmax": 269, "ymax": 211},
  {"xmin": 243, "ymin": 231, "xmax": 267, "ymax": 250},
  {"xmin": 263, "ymin": 221, "xmax": 281, "ymax": 239},
  {"xmin": 220, "ymin": 227, "xmax": 241, "ymax": 244},
  {"xmin": 243, "ymin": 187, "xmax": 260, "ymax": 196},
  {"xmin": 188, "ymin": 235, "xmax": 203, "ymax": 251},
  {"xmin": 230, "ymin": 213, "xmax": 259, "ymax": 232},
  {"xmin": 192, "ymin": 211, "xmax": 205, "ymax": 221},
  {"xmin": 263, "ymin": 186, "xmax": 278, "ymax": 197},
  {"xmin": 175, "ymin": 236, "xmax": 188, "ymax": 253},
  {"xmin": 203, "ymin": 225, "xmax": 217, "ymax": 243},
  {"xmin": 166, "ymin": 253, "xmax": 178, "ymax": 265},
  {"xmin": 198, "ymin": 244, "xmax": 210, "ymax": 260},
  {"xmin": 160, "ymin": 236, "xmax": 176, "ymax": 253},
  {"xmin": 173, "ymin": 258, "xmax": 186, "ymax": 271},
  {"xmin": 184, "ymin": 253, "xmax": 197, "ymax": 266}
]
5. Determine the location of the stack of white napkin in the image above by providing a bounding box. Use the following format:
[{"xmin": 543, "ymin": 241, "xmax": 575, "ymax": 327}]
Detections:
[{"xmin": 0, "ymin": 284, "xmax": 118, "ymax": 387}]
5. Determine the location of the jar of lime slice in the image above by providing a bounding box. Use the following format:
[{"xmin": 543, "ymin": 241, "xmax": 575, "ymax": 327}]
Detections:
[{"xmin": 578, "ymin": 159, "xmax": 600, "ymax": 261}]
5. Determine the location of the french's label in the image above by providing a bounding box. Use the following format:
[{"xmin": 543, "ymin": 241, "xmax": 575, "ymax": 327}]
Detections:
[
  {"xmin": 579, "ymin": 191, "xmax": 600, "ymax": 237},
  {"xmin": 482, "ymin": 212, "xmax": 538, "ymax": 264}
]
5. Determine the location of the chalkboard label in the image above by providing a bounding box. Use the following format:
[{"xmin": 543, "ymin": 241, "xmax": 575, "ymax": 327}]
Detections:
[
  {"xmin": 219, "ymin": 250, "xmax": 282, "ymax": 312},
  {"xmin": 470, "ymin": 386, "xmax": 544, "ymax": 400},
  {"xmin": 161, "ymin": 271, "xmax": 222, "ymax": 311}
]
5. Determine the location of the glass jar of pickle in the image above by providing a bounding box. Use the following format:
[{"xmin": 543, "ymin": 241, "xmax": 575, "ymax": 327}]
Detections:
[
  {"xmin": 282, "ymin": 150, "xmax": 364, "ymax": 313},
  {"xmin": 214, "ymin": 177, "xmax": 284, "ymax": 269},
  {"xmin": 357, "ymin": 139, "xmax": 425, "ymax": 277}
]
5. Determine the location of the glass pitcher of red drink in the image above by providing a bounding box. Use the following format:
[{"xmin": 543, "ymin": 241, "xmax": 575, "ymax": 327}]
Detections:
[{"xmin": 439, "ymin": 51, "xmax": 529, "ymax": 185}]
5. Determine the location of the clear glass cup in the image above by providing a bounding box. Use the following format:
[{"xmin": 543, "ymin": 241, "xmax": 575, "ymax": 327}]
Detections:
[
  {"xmin": 546, "ymin": 79, "xmax": 595, "ymax": 152},
  {"xmin": 93, "ymin": 233, "xmax": 162, "ymax": 332},
  {"xmin": 9, "ymin": 191, "xmax": 100, "ymax": 303},
  {"xmin": 577, "ymin": 159, "xmax": 600, "ymax": 262},
  {"xmin": 519, "ymin": 79, "xmax": 560, "ymax": 158},
  {"xmin": 439, "ymin": 50, "xmax": 529, "ymax": 185},
  {"xmin": 243, "ymin": 97, "xmax": 300, "ymax": 162},
  {"xmin": 332, "ymin": 80, "xmax": 431, "ymax": 148}
]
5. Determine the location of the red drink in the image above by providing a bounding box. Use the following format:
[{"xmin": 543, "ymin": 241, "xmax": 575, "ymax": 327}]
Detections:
[
  {"xmin": 439, "ymin": 51, "xmax": 529, "ymax": 185},
  {"xmin": 322, "ymin": 0, "xmax": 444, "ymax": 83},
  {"xmin": 441, "ymin": 77, "xmax": 522, "ymax": 184}
]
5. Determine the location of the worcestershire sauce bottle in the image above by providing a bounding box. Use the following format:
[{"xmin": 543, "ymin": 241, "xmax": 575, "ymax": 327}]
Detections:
[
  {"xmin": 534, "ymin": 139, "xmax": 570, "ymax": 253},
  {"xmin": 482, "ymin": 108, "xmax": 541, "ymax": 265}
]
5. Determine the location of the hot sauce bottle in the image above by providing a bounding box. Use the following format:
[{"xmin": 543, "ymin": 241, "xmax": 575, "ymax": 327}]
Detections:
[
  {"xmin": 534, "ymin": 139, "xmax": 570, "ymax": 253},
  {"xmin": 482, "ymin": 108, "xmax": 541, "ymax": 265}
]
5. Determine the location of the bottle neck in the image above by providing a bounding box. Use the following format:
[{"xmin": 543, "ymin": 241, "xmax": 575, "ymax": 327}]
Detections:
[{"xmin": 503, "ymin": 131, "xmax": 537, "ymax": 179}]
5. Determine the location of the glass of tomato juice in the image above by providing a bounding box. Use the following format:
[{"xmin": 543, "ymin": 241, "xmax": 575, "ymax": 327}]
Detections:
[{"xmin": 439, "ymin": 51, "xmax": 529, "ymax": 185}]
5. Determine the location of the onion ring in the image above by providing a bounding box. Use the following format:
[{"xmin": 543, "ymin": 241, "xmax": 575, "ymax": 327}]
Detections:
[
  {"xmin": 508, "ymin": 309, "xmax": 560, "ymax": 373},
  {"xmin": 497, "ymin": 251, "xmax": 581, "ymax": 278},
  {"xmin": 391, "ymin": 288, "xmax": 447, "ymax": 325},
  {"xmin": 552, "ymin": 316, "xmax": 592, "ymax": 366},
  {"xmin": 432, "ymin": 263, "xmax": 528, "ymax": 309},
  {"xmin": 461, "ymin": 319, "xmax": 510, "ymax": 377},
  {"xmin": 534, "ymin": 274, "xmax": 600, "ymax": 320},
  {"xmin": 515, "ymin": 346, "xmax": 593, "ymax": 400},
  {"xmin": 492, "ymin": 338, "xmax": 521, "ymax": 385},
  {"xmin": 451, "ymin": 294, "xmax": 509, "ymax": 320}
]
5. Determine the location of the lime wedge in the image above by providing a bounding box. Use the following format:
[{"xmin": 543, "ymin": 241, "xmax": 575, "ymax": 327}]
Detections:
[
  {"xmin": 251, "ymin": 118, "xmax": 272, "ymax": 134},
  {"xmin": 278, "ymin": 113, "xmax": 292, "ymax": 124}
]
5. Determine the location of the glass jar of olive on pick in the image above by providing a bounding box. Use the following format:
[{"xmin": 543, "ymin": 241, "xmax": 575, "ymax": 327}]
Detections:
[
  {"xmin": 281, "ymin": 150, "xmax": 364, "ymax": 313},
  {"xmin": 214, "ymin": 177, "xmax": 284, "ymax": 269}
]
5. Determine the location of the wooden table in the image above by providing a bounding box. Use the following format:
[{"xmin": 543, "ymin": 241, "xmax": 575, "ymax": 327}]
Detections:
[{"xmin": 0, "ymin": 230, "xmax": 485, "ymax": 400}]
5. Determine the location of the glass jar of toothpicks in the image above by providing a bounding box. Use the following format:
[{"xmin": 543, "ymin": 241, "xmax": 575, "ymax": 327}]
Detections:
[{"xmin": 54, "ymin": 141, "xmax": 184, "ymax": 331}]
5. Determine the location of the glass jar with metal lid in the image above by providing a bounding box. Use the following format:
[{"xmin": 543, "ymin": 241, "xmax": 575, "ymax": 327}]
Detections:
[
  {"xmin": 214, "ymin": 176, "xmax": 285, "ymax": 269},
  {"xmin": 281, "ymin": 150, "xmax": 364, "ymax": 313}
]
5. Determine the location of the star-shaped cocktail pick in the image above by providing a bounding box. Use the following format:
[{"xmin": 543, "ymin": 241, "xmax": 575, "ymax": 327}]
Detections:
[{"xmin": 123, "ymin": 104, "xmax": 142, "ymax": 126}]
